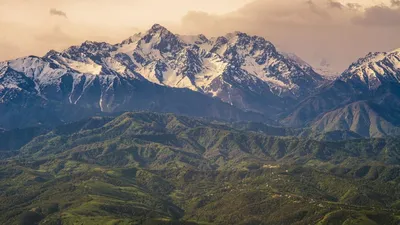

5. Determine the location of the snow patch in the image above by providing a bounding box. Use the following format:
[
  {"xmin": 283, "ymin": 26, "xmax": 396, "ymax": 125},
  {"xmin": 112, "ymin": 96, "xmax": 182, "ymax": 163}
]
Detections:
[
  {"xmin": 195, "ymin": 57, "xmax": 227, "ymax": 88},
  {"xmin": 67, "ymin": 60, "xmax": 102, "ymax": 75},
  {"xmin": 103, "ymin": 58, "xmax": 127, "ymax": 74}
]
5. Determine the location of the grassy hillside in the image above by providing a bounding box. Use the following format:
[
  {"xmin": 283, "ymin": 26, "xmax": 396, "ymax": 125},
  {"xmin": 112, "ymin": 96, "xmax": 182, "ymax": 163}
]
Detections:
[{"xmin": 0, "ymin": 112, "xmax": 399, "ymax": 225}]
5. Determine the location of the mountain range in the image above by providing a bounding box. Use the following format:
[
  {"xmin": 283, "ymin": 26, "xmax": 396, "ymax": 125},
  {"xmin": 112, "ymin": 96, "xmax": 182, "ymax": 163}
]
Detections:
[{"xmin": 1, "ymin": 24, "xmax": 400, "ymax": 138}]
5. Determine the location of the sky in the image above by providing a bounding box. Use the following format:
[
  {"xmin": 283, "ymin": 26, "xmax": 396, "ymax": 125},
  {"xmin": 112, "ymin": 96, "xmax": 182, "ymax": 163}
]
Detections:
[{"xmin": 0, "ymin": 0, "xmax": 399, "ymax": 73}]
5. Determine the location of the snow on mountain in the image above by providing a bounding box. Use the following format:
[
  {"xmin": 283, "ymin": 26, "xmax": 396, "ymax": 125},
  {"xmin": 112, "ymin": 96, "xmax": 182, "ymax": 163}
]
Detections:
[
  {"xmin": 281, "ymin": 53, "xmax": 339, "ymax": 80},
  {"xmin": 67, "ymin": 59, "xmax": 103, "ymax": 75},
  {"xmin": 154, "ymin": 27, "xmax": 322, "ymax": 99},
  {"xmin": 340, "ymin": 49, "xmax": 400, "ymax": 90},
  {"xmin": 114, "ymin": 25, "xmax": 324, "ymax": 99},
  {"xmin": 312, "ymin": 59, "xmax": 340, "ymax": 80},
  {"xmin": 279, "ymin": 52, "xmax": 312, "ymax": 70},
  {"xmin": 0, "ymin": 24, "xmax": 326, "ymax": 115}
]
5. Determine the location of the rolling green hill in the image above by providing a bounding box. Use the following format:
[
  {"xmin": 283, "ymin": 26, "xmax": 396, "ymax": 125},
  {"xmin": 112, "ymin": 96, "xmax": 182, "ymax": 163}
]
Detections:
[{"xmin": 0, "ymin": 112, "xmax": 399, "ymax": 225}]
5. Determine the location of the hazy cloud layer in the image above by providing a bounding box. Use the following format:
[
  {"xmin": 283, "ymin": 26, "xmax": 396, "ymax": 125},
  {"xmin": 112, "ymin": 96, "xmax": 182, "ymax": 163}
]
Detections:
[
  {"xmin": 327, "ymin": 0, "xmax": 344, "ymax": 10},
  {"xmin": 176, "ymin": 0, "xmax": 400, "ymax": 73},
  {"xmin": 0, "ymin": 20, "xmax": 139, "ymax": 61},
  {"xmin": 353, "ymin": 5, "xmax": 400, "ymax": 26},
  {"xmin": 0, "ymin": 0, "xmax": 248, "ymax": 61},
  {"xmin": 392, "ymin": 0, "xmax": 400, "ymax": 7},
  {"xmin": 49, "ymin": 8, "xmax": 68, "ymax": 18},
  {"xmin": 0, "ymin": 0, "xmax": 399, "ymax": 75}
]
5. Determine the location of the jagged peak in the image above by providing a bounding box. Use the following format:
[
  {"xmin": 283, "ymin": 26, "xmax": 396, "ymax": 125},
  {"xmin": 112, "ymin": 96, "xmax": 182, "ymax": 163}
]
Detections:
[
  {"xmin": 221, "ymin": 31, "xmax": 250, "ymax": 44},
  {"xmin": 6, "ymin": 55, "xmax": 44, "ymax": 64},
  {"xmin": 213, "ymin": 36, "xmax": 229, "ymax": 44},
  {"xmin": 139, "ymin": 24, "xmax": 183, "ymax": 53},
  {"xmin": 142, "ymin": 24, "xmax": 178, "ymax": 42},
  {"xmin": 80, "ymin": 40, "xmax": 114, "ymax": 48},
  {"xmin": 118, "ymin": 25, "xmax": 177, "ymax": 49},
  {"xmin": 63, "ymin": 40, "xmax": 116, "ymax": 56},
  {"xmin": 346, "ymin": 52, "xmax": 386, "ymax": 69},
  {"xmin": 198, "ymin": 34, "xmax": 208, "ymax": 41},
  {"xmin": 119, "ymin": 33, "xmax": 143, "ymax": 46},
  {"xmin": 82, "ymin": 40, "xmax": 96, "ymax": 45},
  {"xmin": 44, "ymin": 50, "xmax": 61, "ymax": 58},
  {"xmin": 212, "ymin": 31, "xmax": 275, "ymax": 51},
  {"xmin": 146, "ymin": 24, "xmax": 174, "ymax": 36},
  {"xmin": 223, "ymin": 31, "xmax": 269, "ymax": 42},
  {"xmin": 339, "ymin": 47, "xmax": 400, "ymax": 90},
  {"xmin": 225, "ymin": 31, "xmax": 247, "ymax": 38},
  {"xmin": 365, "ymin": 51, "xmax": 385, "ymax": 58},
  {"xmin": 150, "ymin": 24, "xmax": 168, "ymax": 31}
]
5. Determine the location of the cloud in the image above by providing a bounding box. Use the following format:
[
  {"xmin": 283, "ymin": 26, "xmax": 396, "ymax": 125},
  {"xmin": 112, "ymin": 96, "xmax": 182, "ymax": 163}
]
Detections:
[
  {"xmin": 179, "ymin": 0, "xmax": 357, "ymax": 34},
  {"xmin": 392, "ymin": 0, "xmax": 400, "ymax": 7},
  {"xmin": 0, "ymin": 19, "xmax": 139, "ymax": 61},
  {"xmin": 306, "ymin": 0, "xmax": 331, "ymax": 19},
  {"xmin": 49, "ymin": 8, "xmax": 68, "ymax": 18},
  {"xmin": 0, "ymin": 0, "xmax": 399, "ymax": 75},
  {"xmin": 353, "ymin": 5, "xmax": 400, "ymax": 26},
  {"xmin": 346, "ymin": 3, "xmax": 362, "ymax": 10},
  {"xmin": 176, "ymin": 0, "xmax": 400, "ymax": 73},
  {"xmin": 327, "ymin": 0, "xmax": 344, "ymax": 10}
]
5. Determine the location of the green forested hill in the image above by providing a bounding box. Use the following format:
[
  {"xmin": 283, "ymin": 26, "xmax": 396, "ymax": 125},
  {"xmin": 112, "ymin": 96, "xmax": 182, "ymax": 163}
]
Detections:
[{"xmin": 0, "ymin": 112, "xmax": 399, "ymax": 225}]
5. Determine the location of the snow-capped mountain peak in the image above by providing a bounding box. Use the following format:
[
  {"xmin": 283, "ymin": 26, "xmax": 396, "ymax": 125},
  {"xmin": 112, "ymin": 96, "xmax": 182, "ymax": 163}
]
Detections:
[
  {"xmin": 149, "ymin": 23, "xmax": 169, "ymax": 32},
  {"xmin": 119, "ymin": 33, "xmax": 143, "ymax": 46},
  {"xmin": 0, "ymin": 24, "xmax": 327, "ymax": 115},
  {"xmin": 340, "ymin": 49, "xmax": 400, "ymax": 90},
  {"xmin": 139, "ymin": 24, "xmax": 183, "ymax": 54}
]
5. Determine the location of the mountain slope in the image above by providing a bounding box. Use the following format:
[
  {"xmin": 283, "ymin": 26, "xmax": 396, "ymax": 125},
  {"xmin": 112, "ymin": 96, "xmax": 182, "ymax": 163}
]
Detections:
[
  {"xmin": 281, "ymin": 80, "xmax": 362, "ymax": 127},
  {"xmin": 49, "ymin": 24, "xmax": 325, "ymax": 113},
  {"xmin": 282, "ymin": 48, "xmax": 400, "ymax": 133},
  {"xmin": 311, "ymin": 101, "xmax": 400, "ymax": 137},
  {"xmin": 0, "ymin": 24, "xmax": 326, "ymax": 129},
  {"xmin": 283, "ymin": 79, "xmax": 400, "ymax": 137},
  {"xmin": 3, "ymin": 24, "xmax": 400, "ymax": 138},
  {"xmin": 310, "ymin": 83, "xmax": 400, "ymax": 137},
  {"xmin": 118, "ymin": 25, "xmax": 324, "ymax": 99},
  {"xmin": 0, "ymin": 56, "xmax": 270, "ymax": 129},
  {"xmin": 340, "ymin": 49, "xmax": 400, "ymax": 90}
]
